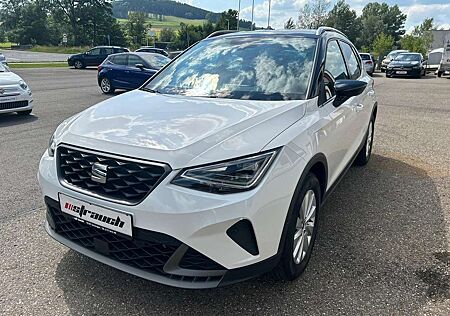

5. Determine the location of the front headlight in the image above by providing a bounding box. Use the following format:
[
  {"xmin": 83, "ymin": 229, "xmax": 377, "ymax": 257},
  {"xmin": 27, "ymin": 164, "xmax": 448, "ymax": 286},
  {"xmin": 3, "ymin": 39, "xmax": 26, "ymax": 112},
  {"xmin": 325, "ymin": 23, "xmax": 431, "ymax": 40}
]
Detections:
[
  {"xmin": 171, "ymin": 149, "xmax": 280, "ymax": 194},
  {"xmin": 19, "ymin": 80, "xmax": 28, "ymax": 90},
  {"xmin": 48, "ymin": 134, "xmax": 57, "ymax": 157}
]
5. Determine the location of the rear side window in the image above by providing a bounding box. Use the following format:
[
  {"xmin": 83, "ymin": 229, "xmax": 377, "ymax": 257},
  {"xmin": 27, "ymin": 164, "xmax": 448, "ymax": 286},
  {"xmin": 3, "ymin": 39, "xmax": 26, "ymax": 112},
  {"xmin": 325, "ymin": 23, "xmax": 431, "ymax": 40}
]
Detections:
[
  {"xmin": 89, "ymin": 48, "xmax": 101, "ymax": 55},
  {"xmin": 115, "ymin": 48, "xmax": 127, "ymax": 53},
  {"xmin": 111, "ymin": 54, "xmax": 128, "ymax": 65},
  {"xmin": 340, "ymin": 41, "xmax": 361, "ymax": 79},
  {"xmin": 104, "ymin": 48, "xmax": 114, "ymax": 55}
]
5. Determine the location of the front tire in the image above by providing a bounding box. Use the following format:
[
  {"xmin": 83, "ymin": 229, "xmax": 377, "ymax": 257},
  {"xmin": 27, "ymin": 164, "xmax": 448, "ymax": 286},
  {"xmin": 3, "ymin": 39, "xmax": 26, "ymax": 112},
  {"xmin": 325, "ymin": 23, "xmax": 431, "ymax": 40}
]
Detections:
[
  {"xmin": 74, "ymin": 60, "xmax": 85, "ymax": 69},
  {"xmin": 274, "ymin": 173, "xmax": 321, "ymax": 281},
  {"xmin": 354, "ymin": 116, "xmax": 375, "ymax": 166},
  {"xmin": 100, "ymin": 77, "xmax": 115, "ymax": 94}
]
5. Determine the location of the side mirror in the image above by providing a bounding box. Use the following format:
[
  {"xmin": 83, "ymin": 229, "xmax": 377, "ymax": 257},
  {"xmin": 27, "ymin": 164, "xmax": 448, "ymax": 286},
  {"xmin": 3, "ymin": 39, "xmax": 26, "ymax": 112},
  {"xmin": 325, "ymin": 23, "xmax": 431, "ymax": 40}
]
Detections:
[
  {"xmin": 135, "ymin": 63, "xmax": 145, "ymax": 70},
  {"xmin": 383, "ymin": 55, "xmax": 386, "ymax": 59},
  {"xmin": 333, "ymin": 80, "xmax": 367, "ymax": 107}
]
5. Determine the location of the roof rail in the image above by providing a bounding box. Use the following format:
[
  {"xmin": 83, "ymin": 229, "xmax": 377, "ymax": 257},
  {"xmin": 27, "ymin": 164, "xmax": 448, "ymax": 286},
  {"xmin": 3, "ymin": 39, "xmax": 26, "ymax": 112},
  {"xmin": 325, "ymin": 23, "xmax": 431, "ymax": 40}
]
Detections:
[
  {"xmin": 316, "ymin": 27, "xmax": 347, "ymax": 37},
  {"xmin": 206, "ymin": 30, "xmax": 238, "ymax": 39}
]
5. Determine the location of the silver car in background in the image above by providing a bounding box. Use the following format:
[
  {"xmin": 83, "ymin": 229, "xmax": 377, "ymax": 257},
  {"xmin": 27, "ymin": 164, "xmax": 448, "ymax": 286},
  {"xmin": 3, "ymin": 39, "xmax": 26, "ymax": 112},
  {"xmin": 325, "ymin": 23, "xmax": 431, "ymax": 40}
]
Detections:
[
  {"xmin": 0, "ymin": 63, "xmax": 34, "ymax": 115},
  {"xmin": 0, "ymin": 52, "xmax": 6, "ymax": 64},
  {"xmin": 360, "ymin": 53, "xmax": 374, "ymax": 76}
]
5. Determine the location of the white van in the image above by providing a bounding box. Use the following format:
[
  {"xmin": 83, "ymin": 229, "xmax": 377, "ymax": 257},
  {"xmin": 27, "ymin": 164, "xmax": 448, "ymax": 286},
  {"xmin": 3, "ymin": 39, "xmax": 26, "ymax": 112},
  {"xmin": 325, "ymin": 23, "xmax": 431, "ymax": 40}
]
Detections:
[{"xmin": 437, "ymin": 33, "xmax": 450, "ymax": 77}]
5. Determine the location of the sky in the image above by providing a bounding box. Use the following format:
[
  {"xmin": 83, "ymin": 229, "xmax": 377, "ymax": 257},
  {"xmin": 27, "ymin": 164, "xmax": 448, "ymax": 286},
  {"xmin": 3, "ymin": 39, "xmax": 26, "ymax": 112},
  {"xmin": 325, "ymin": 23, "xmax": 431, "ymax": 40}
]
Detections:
[{"xmin": 178, "ymin": 0, "xmax": 450, "ymax": 31}]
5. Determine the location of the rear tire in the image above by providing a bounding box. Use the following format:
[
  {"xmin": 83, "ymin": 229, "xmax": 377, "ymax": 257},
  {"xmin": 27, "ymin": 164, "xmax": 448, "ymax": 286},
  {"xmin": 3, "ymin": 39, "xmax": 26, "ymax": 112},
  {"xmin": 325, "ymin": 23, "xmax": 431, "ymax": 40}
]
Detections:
[
  {"xmin": 17, "ymin": 109, "xmax": 32, "ymax": 116},
  {"xmin": 100, "ymin": 77, "xmax": 115, "ymax": 94},
  {"xmin": 273, "ymin": 173, "xmax": 321, "ymax": 281},
  {"xmin": 437, "ymin": 71, "xmax": 442, "ymax": 78},
  {"xmin": 354, "ymin": 116, "xmax": 375, "ymax": 166}
]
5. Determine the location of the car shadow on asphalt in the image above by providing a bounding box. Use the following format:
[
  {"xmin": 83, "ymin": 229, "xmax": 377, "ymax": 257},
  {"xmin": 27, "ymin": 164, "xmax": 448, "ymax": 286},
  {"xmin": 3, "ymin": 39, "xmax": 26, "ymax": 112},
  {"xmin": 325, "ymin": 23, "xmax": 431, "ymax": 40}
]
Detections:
[
  {"xmin": 0, "ymin": 113, "xmax": 38, "ymax": 127},
  {"xmin": 54, "ymin": 154, "xmax": 448, "ymax": 315}
]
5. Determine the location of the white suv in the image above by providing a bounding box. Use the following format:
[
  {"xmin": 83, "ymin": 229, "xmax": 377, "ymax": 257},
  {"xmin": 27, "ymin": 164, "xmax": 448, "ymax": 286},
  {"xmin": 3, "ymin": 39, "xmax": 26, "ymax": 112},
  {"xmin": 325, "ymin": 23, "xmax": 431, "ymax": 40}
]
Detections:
[{"xmin": 39, "ymin": 28, "xmax": 377, "ymax": 288}]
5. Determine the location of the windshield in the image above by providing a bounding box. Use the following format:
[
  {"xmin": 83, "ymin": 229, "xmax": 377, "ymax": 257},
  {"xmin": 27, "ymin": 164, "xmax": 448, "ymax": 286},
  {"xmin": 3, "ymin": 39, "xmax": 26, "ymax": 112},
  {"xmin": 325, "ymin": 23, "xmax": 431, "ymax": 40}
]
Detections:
[
  {"xmin": 143, "ymin": 35, "xmax": 317, "ymax": 101},
  {"xmin": 141, "ymin": 54, "xmax": 170, "ymax": 69},
  {"xmin": 394, "ymin": 54, "xmax": 421, "ymax": 61},
  {"xmin": 360, "ymin": 54, "xmax": 371, "ymax": 60}
]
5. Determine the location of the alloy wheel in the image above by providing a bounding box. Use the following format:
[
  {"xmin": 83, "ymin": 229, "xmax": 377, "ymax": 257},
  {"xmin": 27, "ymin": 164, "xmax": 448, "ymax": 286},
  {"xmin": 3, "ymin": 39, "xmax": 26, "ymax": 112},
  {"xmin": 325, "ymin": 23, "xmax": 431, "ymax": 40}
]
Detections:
[
  {"xmin": 101, "ymin": 78, "xmax": 111, "ymax": 93},
  {"xmin": 74, "ymin": 61, "xmax": 83, "ymax": 69},
  {"xmin": 293, "ymin": 189, "xmax": 316, "ymax": 264}
]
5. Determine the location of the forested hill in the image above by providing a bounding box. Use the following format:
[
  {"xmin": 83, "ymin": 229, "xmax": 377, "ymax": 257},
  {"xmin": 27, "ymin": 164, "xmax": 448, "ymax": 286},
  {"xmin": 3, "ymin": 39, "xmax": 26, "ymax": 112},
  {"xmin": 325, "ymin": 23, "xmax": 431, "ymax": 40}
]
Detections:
[{"xmin": 112, "ymin": 0, "xmax": 221, "ymax": 21}]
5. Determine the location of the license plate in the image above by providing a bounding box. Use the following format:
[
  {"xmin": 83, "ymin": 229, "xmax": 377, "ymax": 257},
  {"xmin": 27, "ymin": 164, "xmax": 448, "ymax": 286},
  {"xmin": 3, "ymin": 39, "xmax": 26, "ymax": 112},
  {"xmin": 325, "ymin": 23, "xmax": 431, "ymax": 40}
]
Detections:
[
  {"xmin": 0, "ymin": 97, "xmax": 17, "ymax": 103},
  {"xmin": 59, "ymin": 193, "xmax": 133, "ymax": 237},
  {"xmin": 396, "ymin": 71, "xmax": 407, "ymax": 74}
]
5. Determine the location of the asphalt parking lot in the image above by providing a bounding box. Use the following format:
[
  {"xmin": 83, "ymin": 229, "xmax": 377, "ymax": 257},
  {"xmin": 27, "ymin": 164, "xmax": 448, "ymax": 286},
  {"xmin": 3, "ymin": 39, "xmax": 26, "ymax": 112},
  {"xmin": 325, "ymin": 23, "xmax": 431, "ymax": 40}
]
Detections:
[{"xmin": 0, "ymin": 68, "xmax": 449, "ymax": 315}]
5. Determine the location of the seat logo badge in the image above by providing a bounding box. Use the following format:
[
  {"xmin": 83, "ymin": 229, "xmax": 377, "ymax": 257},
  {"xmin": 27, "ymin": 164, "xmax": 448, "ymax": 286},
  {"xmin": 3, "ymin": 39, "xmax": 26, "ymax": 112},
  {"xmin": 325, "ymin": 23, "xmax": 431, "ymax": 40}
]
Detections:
[
  {"xmin": 91, "ymin": 163, "xmax": 108, "ymax": 184},
  {"xmin": 0, "ymin": 88, "xmax": 5, "ymax": 95}
]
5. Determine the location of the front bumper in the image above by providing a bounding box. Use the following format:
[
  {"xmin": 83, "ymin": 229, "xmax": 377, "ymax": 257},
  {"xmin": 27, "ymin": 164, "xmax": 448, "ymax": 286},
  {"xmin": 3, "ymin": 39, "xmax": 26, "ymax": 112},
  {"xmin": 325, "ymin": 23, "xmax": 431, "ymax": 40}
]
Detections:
[
  {"xmin": 0, "ymin": 90, "xmax": 33, "ymax": 114},
  {"xmin": 386, "ymin": 67, "xmax": 421, "ymax": 77},
  {"xmin": 38, "ymin": 145, "xmax": 305, "ymax": 287}
]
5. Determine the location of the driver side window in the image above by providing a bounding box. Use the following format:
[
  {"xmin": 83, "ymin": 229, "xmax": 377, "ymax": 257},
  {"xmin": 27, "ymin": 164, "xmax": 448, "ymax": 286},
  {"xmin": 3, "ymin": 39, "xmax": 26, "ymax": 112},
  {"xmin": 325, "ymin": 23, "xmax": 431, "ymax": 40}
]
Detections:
[
  {"xmin": 89, "ymin": 48, "xmax": 101, "ymax": 56},
  {"xmin": 323, "ymin": 40, "xmax": 348, "ymax": 102}
]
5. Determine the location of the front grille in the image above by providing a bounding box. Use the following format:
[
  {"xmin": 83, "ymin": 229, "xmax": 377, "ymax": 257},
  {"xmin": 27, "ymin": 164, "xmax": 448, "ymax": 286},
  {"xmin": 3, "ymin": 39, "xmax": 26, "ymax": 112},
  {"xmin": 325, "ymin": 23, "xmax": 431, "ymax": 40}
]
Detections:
[
  {"xmin": 0, "ymin": 100, "xmax": 28, "ymax": 110},
  {"xmin": 46, "ymin": 198, "xmax": 225, "ymax": 283},
  {"xmin": 58, "ymin": 145, "xmax": 171, "ymax": 204}
]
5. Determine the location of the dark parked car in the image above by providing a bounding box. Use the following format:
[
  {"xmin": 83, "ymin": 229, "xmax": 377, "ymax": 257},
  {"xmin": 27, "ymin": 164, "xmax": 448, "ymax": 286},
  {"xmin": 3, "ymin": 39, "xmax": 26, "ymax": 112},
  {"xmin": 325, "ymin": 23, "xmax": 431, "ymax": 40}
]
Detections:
[
  {"xmin": 97, "ymin": 52, "xmax": 170, "ymax": 94},
  {"xmin": 68, "ymin": 46, "xmax": 129, "ymax": 69},
  {"xmin": 386, "ymin": 53, "xmax": 426, "ymax": 78},
  {"xmin": 135, "ymin": 47, "xmax": 169, "ymax": 57}
]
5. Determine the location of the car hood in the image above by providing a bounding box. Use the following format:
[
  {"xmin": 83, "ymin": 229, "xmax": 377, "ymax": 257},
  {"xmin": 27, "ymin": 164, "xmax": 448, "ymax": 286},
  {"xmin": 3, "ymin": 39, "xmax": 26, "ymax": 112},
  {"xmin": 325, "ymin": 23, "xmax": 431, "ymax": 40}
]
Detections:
[
  {"xmin": 57, "ymin": 90, "xmax": 308, "ymax": 169},
  {"xmin": 389, "ymin": 60, "xmax": 420, "ymax": 67},
  {"xmin": 69, "ymin": 53, "xmax": 84, "ymax": 59},
  {"xmin": 0, "ymin": 71, "xmax": 22, "ymax": 85}
]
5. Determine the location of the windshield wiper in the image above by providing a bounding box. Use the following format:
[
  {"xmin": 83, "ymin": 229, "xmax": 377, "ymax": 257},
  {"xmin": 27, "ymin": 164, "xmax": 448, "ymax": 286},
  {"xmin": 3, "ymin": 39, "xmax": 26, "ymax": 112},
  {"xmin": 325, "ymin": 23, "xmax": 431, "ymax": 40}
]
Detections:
[{"xmin": 141, "ymin": 87, "xmax": 160, "ymax": 94}]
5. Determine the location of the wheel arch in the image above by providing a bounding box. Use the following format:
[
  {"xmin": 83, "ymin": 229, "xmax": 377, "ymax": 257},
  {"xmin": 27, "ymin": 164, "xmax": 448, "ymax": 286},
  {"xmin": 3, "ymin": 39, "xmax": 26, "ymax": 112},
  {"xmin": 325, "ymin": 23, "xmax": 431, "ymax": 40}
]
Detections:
[{"xmin": 274, "ymin": 152, "xmax": 328, "ymax": 257}]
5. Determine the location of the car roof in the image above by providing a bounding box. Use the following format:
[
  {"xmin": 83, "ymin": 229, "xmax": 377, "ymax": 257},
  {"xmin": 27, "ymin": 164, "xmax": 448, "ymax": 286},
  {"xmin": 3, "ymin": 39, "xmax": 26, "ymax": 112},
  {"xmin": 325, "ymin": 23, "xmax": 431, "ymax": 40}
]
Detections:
[
  {"xmin": 390, "ymin": 50, "xmax": 409, "ymax": 53},
  {"xmin": 107, "ymin": 52, "xmax": 166, "ymax": 58},
  {"xmin": 207, "ymin": 29, "xmax": 320, "ymax": 40},
  {"xmin": 138, "ymin": 47, "xmax": 165, "ymax": 50},
  {"xmin": 398, "ymin": 52, "xmax": 421, "ymax": 55},
  {"xmin": 94, "ymin": 46, "xmax": 126, "ymax": 49}
]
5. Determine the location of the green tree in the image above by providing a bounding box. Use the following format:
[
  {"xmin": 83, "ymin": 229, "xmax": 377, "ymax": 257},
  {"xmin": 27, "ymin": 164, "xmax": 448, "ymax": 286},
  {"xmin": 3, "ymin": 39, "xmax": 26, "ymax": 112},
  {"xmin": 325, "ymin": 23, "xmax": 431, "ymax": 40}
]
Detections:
[
  {"xmin": 324, "ymin": 0, "xmax": 360, "ymax": 44},
  {"xmin": 158, "ymin": 28, "xmax": 175, "ymax": 42},
  {"xmin": 284, "ymin": 18, "xmax": 296, "ymax": 29},
  {"xmin": 401, "ymin": 18, "xmax": 433, "ymax": 55},
  {"xmin": 217, "ymin": 9, "xmax": 238, "ymax": 30},
  {"xmin": 126, "ymin": 12, "xmax": 148, "ymax": 46},
  {"xmin": 373, "ymin": 32, "xmax": 394, "ymax": 61},
  {"xmin": 298, "ymin": 0, "xmax": 330, "ymax": 29},
  {"xmin": 359, "ymin": 3, "xmax": 406, "ymax": 49}
]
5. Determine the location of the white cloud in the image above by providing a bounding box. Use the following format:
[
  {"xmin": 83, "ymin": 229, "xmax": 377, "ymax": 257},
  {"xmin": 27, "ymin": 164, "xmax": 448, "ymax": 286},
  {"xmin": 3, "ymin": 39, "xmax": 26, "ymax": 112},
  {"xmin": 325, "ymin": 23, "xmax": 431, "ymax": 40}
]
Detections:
[
  {"xmin": 237, "ymin": 1, "xmax": 450, "ymax": 31},
  {"xmin": 401, "ymin": 4, "xmax": 450, "ymax": 30}
]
